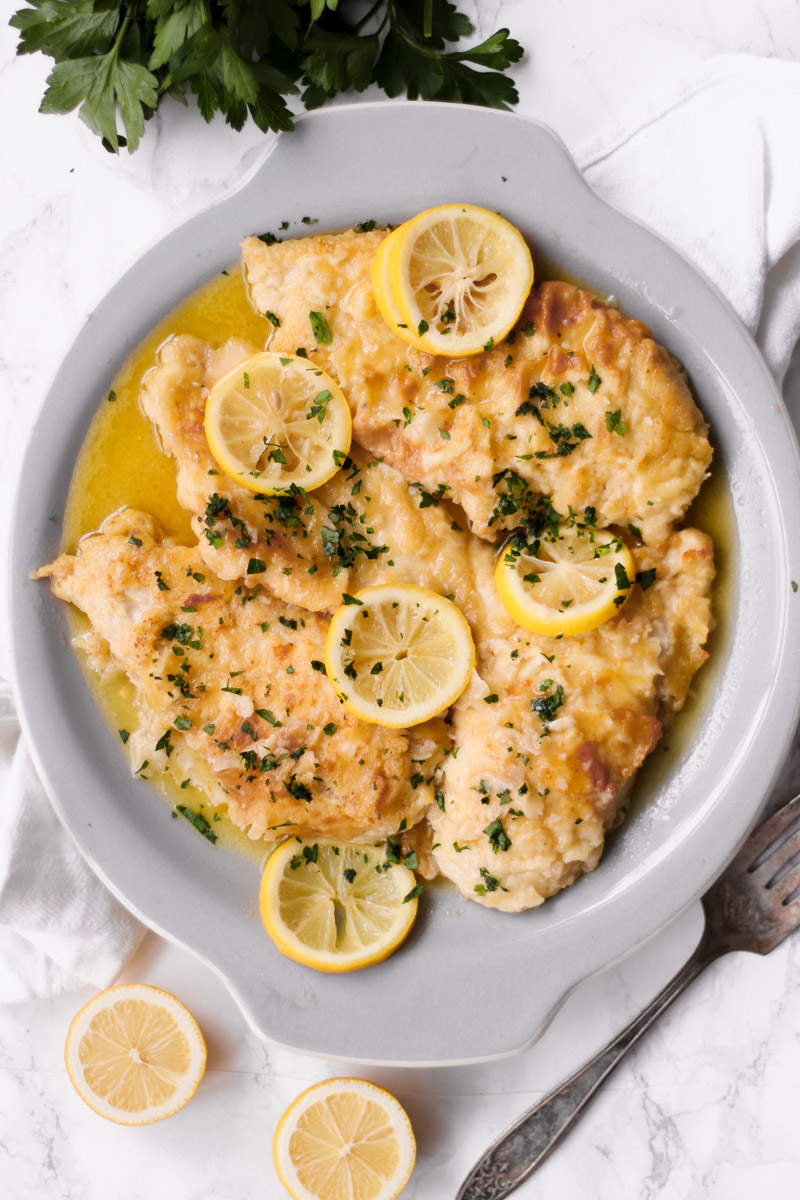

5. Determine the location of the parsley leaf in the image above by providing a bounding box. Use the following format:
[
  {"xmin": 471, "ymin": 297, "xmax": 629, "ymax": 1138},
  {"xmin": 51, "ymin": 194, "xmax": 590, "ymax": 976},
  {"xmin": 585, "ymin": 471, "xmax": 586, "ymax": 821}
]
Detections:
[{"xmin": 12, "ymin": 1, "xmax": 524, "ymax": 154}]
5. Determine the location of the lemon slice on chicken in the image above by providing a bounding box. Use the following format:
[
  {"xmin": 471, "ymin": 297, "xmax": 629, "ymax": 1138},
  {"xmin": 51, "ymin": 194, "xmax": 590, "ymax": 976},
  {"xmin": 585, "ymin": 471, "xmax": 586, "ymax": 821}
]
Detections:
[
  {"xmin": 274, "ymin": 1077, "xmax": 416, "ymax": 1200},
  {"xmin": 370, "ymin": 228, "xmax": 408, "ymax": 336},
  {"xmin": 260, "ymin": 839, "xmax": 419, "ymax": 973},
  {"xmin": 64, "ymin": 984, "xmax": 207, "ymax": 1125},
  {"xmin": 324, "ymin": 584, "xmax": 475, "ymax": 728},
  {"xmin": 204, "ymin": 352, "xmax": 351, "ymax": 494},
  {"xmin": 495, "ymin": 523, "xmax": 635, "ymax": 637},
  {"xmin": 383, "ymin": 204, "xmax": 533, "ymax": 356}
]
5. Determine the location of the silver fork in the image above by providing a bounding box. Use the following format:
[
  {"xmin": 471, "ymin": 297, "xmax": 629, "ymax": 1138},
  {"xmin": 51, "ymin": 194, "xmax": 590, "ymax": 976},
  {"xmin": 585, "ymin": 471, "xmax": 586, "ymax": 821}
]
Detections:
[{"xmin": 458, "ymin": 793, "xmax": 800, "ymax": 1200}]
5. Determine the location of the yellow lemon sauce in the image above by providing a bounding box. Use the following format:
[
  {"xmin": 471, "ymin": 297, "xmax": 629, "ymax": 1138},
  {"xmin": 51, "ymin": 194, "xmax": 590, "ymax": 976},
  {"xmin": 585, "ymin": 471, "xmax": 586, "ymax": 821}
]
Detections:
[{"xmin": 62, "ymin": 253, "xmax": 732, "ymax": 859}]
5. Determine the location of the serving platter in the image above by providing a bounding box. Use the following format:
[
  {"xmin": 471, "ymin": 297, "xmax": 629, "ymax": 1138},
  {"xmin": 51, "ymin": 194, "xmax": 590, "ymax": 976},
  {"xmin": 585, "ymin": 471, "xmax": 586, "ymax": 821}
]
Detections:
[{"xmin": 10, "ymin": 101, "xmax": 800, "ymax": 1065}]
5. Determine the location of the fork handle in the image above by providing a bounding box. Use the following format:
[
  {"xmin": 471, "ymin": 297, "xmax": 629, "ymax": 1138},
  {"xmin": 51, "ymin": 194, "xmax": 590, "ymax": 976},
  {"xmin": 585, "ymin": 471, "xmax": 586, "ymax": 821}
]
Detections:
[{"xmin": 457, "ymin": 946, "xmax": 718, "ymax": 1200}]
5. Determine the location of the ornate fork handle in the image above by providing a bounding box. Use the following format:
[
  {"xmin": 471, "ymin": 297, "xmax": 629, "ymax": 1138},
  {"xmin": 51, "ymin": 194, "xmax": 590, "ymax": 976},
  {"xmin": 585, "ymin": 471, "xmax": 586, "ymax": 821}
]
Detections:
[{"xmin": 457, "ymin": 945, "xmax": 717, "ymax": 1200}]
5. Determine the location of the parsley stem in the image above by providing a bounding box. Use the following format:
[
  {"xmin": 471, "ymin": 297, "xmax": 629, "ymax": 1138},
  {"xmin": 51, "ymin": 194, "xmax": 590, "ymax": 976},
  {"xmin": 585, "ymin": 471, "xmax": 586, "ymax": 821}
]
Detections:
[
  {"xmin": 112, "ymin": 13, "xmax": 131, "ymax": 59},
  {"xmin": 423, "ymin": 0, "xmax": 433, "ymax": 39}
]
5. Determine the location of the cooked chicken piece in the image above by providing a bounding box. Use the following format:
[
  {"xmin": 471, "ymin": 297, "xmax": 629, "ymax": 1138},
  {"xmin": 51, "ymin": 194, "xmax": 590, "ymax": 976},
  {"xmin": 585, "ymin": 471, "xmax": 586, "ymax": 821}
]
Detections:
[
  {"xmin": 243, "ymin": 229, "xmax": 712, "ymax": 545},
  {"xmin": 140, "ymin": 332, "xmax": 515, "ymax": 632},
  {"xmin": 34, "ymin": 510, "xmax": 446, "ymax": 843},
  {"xmin": 430, "ymin": 528, "xmax": 714, "ymax": 911}
]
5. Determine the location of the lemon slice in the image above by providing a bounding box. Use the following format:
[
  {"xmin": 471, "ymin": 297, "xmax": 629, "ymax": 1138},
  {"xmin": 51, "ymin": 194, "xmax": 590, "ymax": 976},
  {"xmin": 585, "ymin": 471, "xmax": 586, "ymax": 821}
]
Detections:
[
  {"xmin": 204, "ymin": 351, "xmax": 352, "ymax": 494},
  {"xmin": 383, "ymin": 203, "xmax": 533, "ymax": 356},
  {"xmin": 323, "ymin": 584, "xmax": 475, "ymax": 728},
  {"xmin": 370, "ymin": 228, "xmax": 408, "ymax": 337},
  {"xmin": 495, "ymin": 523, "xmax": 635, "ymax": 636},
  {"xmin": 260, "ymin": 839, "xmax": 419, "ymax": 973},
  {"xmin": 64, "ymin": 984, "xmax": 207, "ymax": 1125},
  {"xmin": 274, "ymin": 1077, "xmax": 416, "ymax": 1200}
]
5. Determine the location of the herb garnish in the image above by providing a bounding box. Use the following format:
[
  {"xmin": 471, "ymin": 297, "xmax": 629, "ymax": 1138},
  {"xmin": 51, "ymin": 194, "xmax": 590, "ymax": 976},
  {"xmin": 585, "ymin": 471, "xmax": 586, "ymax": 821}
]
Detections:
[
  {"xmin": 11, "ymin": 3, "xmax": 523, "ymax": 156},
  {"xmin": 175, "ymin": 805, "xmax": 217, "ymax": 843},
  {"xmin": 309, "ymin": 311, "xmax": 332, "ymax": 344}
]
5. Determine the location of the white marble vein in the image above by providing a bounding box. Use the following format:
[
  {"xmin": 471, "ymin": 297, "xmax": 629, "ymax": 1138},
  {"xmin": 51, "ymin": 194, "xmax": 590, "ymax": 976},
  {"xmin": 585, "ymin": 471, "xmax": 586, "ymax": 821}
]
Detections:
[{"xmin": 4, "ymin": 2, "xmax": 800, "ymax": 1197}]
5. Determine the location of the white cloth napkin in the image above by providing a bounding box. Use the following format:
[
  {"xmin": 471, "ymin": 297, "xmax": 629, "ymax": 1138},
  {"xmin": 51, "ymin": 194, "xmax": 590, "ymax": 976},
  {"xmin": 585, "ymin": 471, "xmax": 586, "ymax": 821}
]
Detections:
[
  {"xmin": 2, "ymin": 52, "xmax": 800, "ymax": 1003},
  {"xmin": 0, "ymin": 680, "xmax": 145, "ymax": 1002},
  {"xmin": 574, "ymin": 54, "xmax": 800, "ymax": 387}
]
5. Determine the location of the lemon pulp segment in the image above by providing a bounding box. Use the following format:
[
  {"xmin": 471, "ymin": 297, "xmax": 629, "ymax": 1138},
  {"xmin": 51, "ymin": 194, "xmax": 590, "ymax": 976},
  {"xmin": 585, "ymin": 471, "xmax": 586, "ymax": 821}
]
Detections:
[
  {"xmin": 495, "ymin": 523, "xmax": 635, "ymax": 637},
  {"xmin": 385, "ymin": 203, "xmax": 533, "ymax": 355},
  {"xmin": 323, "ymin": 584, "xmax": 475, "ymax": 728},
  {"xmin": 204, "ymin": 351, "xmax": 352, "ymax": 494},
  {"xmin": 64, "ymin": 984, "xmax": 207, "ymax": 1125},
  {"xmin": 260, "ymin": 839, "xmax": 419, "ymax": 973},
  {"xmin": 274, "ymin": 1077, "xmax": 416, "ymax": 1200}
]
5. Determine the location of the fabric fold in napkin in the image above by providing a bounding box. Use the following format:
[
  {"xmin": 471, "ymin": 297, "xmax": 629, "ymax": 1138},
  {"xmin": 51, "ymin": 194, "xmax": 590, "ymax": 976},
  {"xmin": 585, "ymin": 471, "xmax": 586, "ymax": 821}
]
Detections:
[
  {"xmin": 0, "ymin": 679, "xmax": 145, "ymax": 1003},
  {"xmin": 574, "ymin": 54, "xmax": 800, "ymax": 387},
  {"xmin": 2, "ymin": 53, "xmax": 800, "ymax": 1002}
]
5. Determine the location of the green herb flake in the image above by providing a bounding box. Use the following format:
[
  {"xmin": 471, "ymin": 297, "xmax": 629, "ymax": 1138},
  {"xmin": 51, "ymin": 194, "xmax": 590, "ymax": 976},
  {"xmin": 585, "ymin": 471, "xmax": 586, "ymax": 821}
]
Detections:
[
  {"xmin": 176, "ymin": 805, "xmax": 216, "ymax": 843},
  {"xmin": 605, "ymin": 409, "xmax": 626, "ymax": 436},
  {"xmin": 309, "ymin": 311, "xmax": 332, "ymax": 344}
]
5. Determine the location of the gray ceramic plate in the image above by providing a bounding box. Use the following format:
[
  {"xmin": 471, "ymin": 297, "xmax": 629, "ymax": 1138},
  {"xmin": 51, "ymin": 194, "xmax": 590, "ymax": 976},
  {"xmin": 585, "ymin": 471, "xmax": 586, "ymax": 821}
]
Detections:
[{"xmin": 10, "ymin": 102, "xmax": 800, "ymax": 1066}]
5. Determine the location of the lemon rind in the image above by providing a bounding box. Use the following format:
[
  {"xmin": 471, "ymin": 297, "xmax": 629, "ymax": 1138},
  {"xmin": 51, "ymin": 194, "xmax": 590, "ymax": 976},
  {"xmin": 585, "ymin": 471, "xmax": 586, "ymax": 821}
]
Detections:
[
  {"xmin": 273, "ymin": 1077, "xmax": 417, "ymax": 1200},
  {"xmin": 260, "ymin": 840, "xmax": 418, "ymax": 973},
  {"xmin": 386, "ymin": 203, "xmax": 534, "ymax": 358},
  {"xmin": 64, "ymin": 983, "xmax": 207, "ymax": 1125},
  {"xmin": 323, "ymin": 584, "xmax": 476, "ymax": 729},
  {"xmin": 204, "ymin": 352, "xmax": 352, "ymax": 496},
  {"xmin": 494, "ymin": 532, "xmax": 635, "ymax": 637}
]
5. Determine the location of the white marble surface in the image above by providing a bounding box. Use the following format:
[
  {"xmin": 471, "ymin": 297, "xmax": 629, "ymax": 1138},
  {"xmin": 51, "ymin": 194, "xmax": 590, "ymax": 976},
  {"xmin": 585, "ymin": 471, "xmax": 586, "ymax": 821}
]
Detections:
[{"xmin": 4, "ymin": 2, "xmax": 800, "ymax": 1197}]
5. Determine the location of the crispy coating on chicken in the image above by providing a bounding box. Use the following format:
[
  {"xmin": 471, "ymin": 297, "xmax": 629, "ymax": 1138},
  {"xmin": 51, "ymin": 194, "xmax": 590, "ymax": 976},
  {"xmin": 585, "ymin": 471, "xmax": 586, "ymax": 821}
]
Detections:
[
  {"xmin": 140, "ymin": 332, "xmax": 514, "ymax": 632},
  {"xmin": 34, "ymin": 510, "xmax": 445, "ymax": 843},
  {"xmin": 243, "ymin": 229, "xmax": 712, "ymax": 545},
  {"xmin": 430, "ymin": 529, "xmax": 714, "ymax": 910}
]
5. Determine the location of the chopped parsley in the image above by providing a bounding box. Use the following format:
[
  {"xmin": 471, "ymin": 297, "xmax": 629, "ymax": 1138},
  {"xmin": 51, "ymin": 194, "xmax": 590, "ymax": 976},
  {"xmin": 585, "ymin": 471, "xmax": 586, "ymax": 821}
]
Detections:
[
  {"xmin": 484, "ymin": 817, "xmax": 511, "ymax": 853},
  {"xmin": 309, "ymin": 311, "xmax": 332, "ymax": 343},
  {"xmin": 175, "ymin": 805, "xmax": 217, "ymax": 843},
  {"xmin": 531, "ymin": 683, "xmax": 565, "ymax": 726}
]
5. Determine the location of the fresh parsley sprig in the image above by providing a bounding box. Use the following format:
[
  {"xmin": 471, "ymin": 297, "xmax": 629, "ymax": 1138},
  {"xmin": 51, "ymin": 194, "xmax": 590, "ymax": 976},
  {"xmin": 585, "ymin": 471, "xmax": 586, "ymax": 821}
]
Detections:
[{"xmin": 10, "ymin": 0, "xmax": 524, "ymax": 154}]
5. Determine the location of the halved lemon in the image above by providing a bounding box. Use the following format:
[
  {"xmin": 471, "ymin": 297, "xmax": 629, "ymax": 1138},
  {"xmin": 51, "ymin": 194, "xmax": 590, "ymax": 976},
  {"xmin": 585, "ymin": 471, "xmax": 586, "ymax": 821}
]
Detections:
[
  {"xmin": 204, "ymin": 351, "xmax": 352, "ymax": 494},
  {"xmin": 64, "ymin": 983, "xmax": 207, "ymax": 1125},
  {"xmin": 380, "ymin": 203, "xmax": 533, "ymax": 356},
  {"xmin": 495, "ymin": 523, "xmax": 635, "ymax": 637},
  {"xmin": 323, "ymin": 584, "xmax": 475, "ymax": 728},
  {"xmin": 274, "ymin": 1077, "xmax": 416, "ymax": 1200},
  {"xmin": 260, "ymin": 839, "xmax": 419, "ymax": 973}
]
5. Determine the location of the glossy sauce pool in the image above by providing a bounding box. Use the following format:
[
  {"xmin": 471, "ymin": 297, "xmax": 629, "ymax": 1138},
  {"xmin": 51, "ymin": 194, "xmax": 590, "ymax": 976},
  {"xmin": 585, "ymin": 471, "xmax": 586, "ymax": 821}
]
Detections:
[{"xmin": 62, "ymin": 256, "xmax": 734, "ymax": 862}]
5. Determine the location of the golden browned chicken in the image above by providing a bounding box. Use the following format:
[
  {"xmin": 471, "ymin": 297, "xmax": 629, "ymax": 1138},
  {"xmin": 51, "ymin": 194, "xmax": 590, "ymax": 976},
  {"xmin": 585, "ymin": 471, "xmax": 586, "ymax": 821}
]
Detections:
[
  {"xmin": 429, "ymin": 529, "xmax": 714, "ymax": 909},
  {"xmin": 243, "ymin": 229, "xmax": 712, "ymax": 545},
  {"xmin": 35, "ymin": 510, "xmax": 446, "ymax": 843}
]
